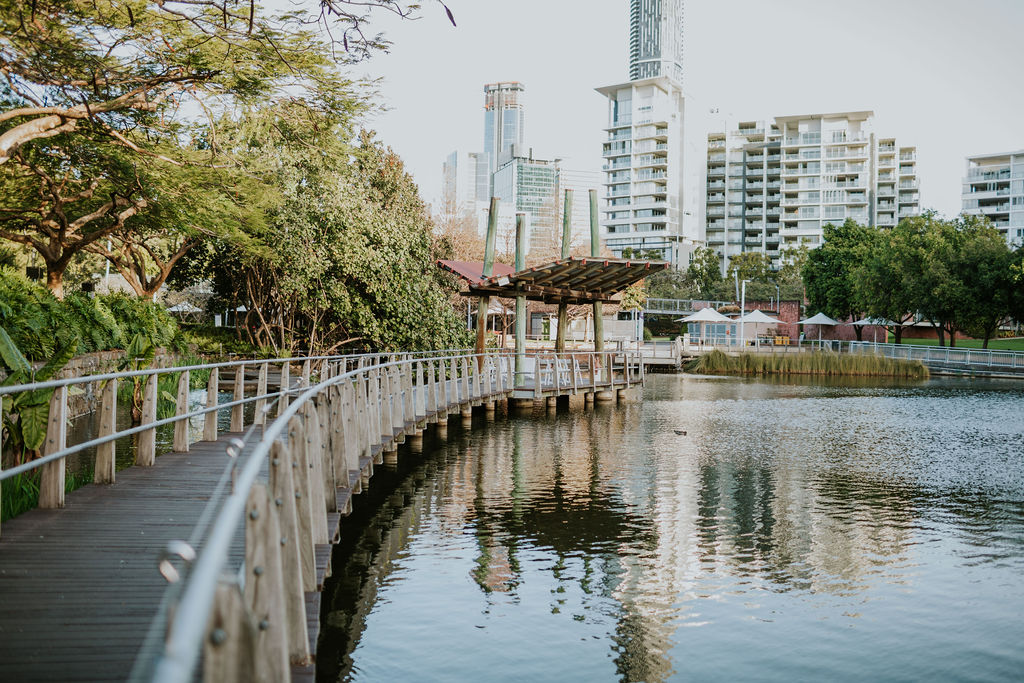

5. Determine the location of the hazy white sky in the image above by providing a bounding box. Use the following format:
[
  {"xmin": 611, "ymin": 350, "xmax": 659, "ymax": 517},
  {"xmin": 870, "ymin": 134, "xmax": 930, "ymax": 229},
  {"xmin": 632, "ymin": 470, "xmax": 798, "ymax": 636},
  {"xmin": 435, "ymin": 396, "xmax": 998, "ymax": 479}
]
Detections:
[{"xmin": 355, "ymin": 0, "xmax": 1024, "ymax": 218}]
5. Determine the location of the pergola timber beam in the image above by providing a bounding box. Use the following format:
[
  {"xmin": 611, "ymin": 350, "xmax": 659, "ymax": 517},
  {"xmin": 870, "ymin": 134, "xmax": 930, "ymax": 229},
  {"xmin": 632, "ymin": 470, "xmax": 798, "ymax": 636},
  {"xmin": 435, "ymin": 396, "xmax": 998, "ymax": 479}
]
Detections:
[{"xmin": 464, "ymin": 285, "xmax": 617, "ymax": 305}]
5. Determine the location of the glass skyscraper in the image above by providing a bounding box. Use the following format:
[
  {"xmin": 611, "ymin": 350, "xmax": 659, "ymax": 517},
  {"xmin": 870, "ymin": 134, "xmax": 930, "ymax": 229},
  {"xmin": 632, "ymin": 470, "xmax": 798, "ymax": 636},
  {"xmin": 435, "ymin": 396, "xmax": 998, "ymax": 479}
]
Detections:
[
  {"xmin": 483, "ymin": 82, "xmax": 526, "ymax": 184},
  {"xmin": 629, "ymin": 0, "xmax": 684, "ymax": 84}
]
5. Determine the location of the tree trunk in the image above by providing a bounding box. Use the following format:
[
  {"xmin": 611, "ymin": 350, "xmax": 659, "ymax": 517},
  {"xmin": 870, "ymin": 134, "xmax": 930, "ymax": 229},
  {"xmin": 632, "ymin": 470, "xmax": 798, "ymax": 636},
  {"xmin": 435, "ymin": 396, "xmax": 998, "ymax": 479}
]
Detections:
[
  {"xmin": 45, "ymin": 264, "xmax": 65, "ymax": 300},
  {"xmin": 894, "ymin": 327, "xmax": 902, "ymax": 344},
  {"xmin": 853, "ymin": 325, "xmax": 863, "ymax": 341},
  {"xmin": 936, "ymin": 325, "xmax": 945, "ymax": 347}
]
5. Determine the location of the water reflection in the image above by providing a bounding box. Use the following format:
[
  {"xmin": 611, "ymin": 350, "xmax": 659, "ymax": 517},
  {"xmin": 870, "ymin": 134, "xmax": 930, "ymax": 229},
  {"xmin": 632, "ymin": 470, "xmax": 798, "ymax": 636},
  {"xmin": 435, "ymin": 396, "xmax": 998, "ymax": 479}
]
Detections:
[{"xmin": 319, "ymin": 376, "xmax": 1024, "ymax": 682}]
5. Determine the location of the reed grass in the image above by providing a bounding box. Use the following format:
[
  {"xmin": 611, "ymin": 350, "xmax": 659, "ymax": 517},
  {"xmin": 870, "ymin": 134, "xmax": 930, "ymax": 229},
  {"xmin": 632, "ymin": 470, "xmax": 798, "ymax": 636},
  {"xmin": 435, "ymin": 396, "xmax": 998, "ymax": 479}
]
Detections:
[{"xmin": 686, "ymin": 350, "xmax": 929, "ymax": 379}]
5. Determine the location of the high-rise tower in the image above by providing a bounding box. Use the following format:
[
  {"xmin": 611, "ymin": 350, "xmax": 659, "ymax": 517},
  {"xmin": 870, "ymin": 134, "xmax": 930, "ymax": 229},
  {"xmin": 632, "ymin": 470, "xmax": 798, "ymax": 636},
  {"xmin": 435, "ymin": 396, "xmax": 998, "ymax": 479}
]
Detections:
[
  {"xmin": 629, "ymin": 0, "xmax": 684, "ymax": 84},
  {"xmin": 597, "ymin": 1, "xmax": 693, "ymax": 267},
  {"xmin": 483, "ymin": 82, "xmax": 526, "ymax": 182}
]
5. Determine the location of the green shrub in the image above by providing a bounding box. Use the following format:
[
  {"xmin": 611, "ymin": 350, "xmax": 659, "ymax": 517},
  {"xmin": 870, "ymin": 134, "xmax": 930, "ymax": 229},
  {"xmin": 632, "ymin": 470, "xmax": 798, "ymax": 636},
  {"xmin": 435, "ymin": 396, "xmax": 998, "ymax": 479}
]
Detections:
[{"xmin": 0, "ymin": 267, "xmax": 184, "ymax": 361}]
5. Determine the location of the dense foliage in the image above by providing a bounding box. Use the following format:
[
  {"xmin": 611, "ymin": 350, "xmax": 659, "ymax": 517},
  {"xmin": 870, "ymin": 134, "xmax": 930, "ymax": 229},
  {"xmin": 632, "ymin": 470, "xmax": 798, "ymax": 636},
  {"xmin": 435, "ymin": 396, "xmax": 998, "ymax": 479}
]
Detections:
[
  {"xmin": 647, "ymin": 245, "xmax": 807, "ymax": 304},
  {"xmin": 0, "ymin": 268, "xmax": 181, "ymax": 361},
  {"xmin": 803, "ymin": 215, "xmax": 1023, "ymax": 347},
  {"xmin": 0, "ymin": 0, "xmax": 469, "ymax": 353}
]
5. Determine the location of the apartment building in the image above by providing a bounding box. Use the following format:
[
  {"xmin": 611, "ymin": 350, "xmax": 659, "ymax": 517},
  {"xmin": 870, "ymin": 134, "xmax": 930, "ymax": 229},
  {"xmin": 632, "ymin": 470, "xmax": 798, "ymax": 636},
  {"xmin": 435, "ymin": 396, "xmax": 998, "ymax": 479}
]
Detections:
[
  {"xmin": 597, "ymin": 77, "xmax": 687, "ymax": 264},
  {"xmin": 961, "ymin": 150, "xmax": 1024, "ymax": 246},
  {"xmin": 705, "ymin": 111, "xmax": 919, "ymax": 270}
]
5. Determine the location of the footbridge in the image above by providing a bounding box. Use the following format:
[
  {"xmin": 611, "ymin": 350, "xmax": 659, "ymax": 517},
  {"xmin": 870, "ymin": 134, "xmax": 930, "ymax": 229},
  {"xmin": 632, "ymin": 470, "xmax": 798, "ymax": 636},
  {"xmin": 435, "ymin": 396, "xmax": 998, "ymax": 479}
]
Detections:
[{"xmin": 0, "ymin": 349, "xmax": 642, "ymax": 682}]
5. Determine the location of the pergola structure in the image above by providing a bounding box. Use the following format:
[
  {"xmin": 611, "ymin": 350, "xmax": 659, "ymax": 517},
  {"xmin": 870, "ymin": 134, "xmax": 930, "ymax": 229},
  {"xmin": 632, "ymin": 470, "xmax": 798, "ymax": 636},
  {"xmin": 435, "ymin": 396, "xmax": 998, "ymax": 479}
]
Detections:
[{"xmin": 441, "ymin": 256, "xmax": 669, "ymax": 305}]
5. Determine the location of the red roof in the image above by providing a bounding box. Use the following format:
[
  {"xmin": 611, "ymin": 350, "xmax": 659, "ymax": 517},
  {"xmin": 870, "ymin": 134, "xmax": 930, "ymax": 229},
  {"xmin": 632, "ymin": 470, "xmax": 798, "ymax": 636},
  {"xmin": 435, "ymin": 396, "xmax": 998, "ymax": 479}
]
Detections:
[{"xmin": 437, "ymin": 260, "xmax": 516, "ymax": 285}]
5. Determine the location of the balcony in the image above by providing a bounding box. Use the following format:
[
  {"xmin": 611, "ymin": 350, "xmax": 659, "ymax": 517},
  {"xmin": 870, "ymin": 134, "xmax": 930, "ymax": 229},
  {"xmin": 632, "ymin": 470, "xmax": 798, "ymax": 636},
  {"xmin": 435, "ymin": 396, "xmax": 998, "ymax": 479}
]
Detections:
[
  {"xmin": 967, "ymin": 168, "xmax": 1010, "ymax": 181},
  {"xmin": 707, "ymin": 193, "xmax": 725, "ymax": 203},
  {"xmin": 708, "ymin": 139, "xmax": 726, "ymax": 149},
  {"xmin": 899, "ymin": 193, "xmax": 919, "ymax": 204},
  {"xmin": 898, "ymin": 166, "xmax": 915, "ymax": 175},
  {"xmin": 899, "ymin": 179, "xmax": 919, "ymax": 189},
  {"xmin": 745, "ymin": 238, "xmax": 763, "ymax": 246},
  {"xmin": 979, "ymin": 203, "xmax": 1011, "ymax": 213},
  {"xmin": 900, "ymin": 152, "xmax": 916, "ymax": 161},
  {"xmin": 708, "ymin": 153, "xmax": 726, "ymax": 162},
  {"xmin": 707, "ymin": 208, "xmax": 725, "ymax": 217},
  {"xmin": 707, "ymin": 167, "xmax": 725, "ymax": 176},
  {"xmin": 784, "ymin": 133, "xmax": 822, "ymax": 146},
  {"xmin": 608, "ymin": 129, "xmax": 632, "ymax": 141}
]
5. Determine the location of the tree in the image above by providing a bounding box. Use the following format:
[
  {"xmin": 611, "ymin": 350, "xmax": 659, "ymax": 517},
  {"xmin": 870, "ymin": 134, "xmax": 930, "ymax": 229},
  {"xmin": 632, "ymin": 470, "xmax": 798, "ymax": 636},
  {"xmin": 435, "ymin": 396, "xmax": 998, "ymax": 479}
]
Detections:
[
  {"xmin": 727, "ymin": 251, "xmax": 773, "ymax": 282},
  {"xmin": 853, "ymin": 220, "xmax": 924, "ymax": 344},
  {"xmin": 173, "ymin": 99, "xmax": 470, "ymax": 353},
  {"xmin": 0, "ymin": 134, "xmax": 150, "ymax": 297},
  {"xmin": 0, "ymin": 0, "xmax": 453, "ymax": 164},
  {"xmin": 0, "ymin": 0, "xmax": 451, "ymax": 296},
  {"xmin": 687, "ymin": 246, "xmax": 722, "ymax": 295},
  {"xmin": 803, "ymin": 220, "xmax": 876, "ymax": 339},
  {"xmin": 952, "ymin": 217, "xmax": 1015, "ymax": 348}
]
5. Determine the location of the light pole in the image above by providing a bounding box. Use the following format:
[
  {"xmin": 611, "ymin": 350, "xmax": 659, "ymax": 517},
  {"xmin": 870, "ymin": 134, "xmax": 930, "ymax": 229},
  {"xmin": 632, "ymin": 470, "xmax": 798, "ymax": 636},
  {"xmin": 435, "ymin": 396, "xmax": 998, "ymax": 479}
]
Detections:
[{"xmin": 739, "ymin": 279, "xmax": 750, "ymax": 348}]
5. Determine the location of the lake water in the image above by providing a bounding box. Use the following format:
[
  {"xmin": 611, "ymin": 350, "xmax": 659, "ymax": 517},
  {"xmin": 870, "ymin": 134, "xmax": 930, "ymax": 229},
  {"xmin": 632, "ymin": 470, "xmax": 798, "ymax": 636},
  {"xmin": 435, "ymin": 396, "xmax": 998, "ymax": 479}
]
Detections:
[{"xmin": 317, "ymin": 374, "xmax": 1024, "ymax": 682}]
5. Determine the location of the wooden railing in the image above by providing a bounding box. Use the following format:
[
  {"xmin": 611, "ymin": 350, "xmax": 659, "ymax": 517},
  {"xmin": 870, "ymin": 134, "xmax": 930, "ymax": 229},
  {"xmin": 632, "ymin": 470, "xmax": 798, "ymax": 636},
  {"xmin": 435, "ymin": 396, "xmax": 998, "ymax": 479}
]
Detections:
[
  {"xmin": 140, "ymin": 349, "xmax": 641, "ymax": 681},
  {"xmin": 1, "ymin": 348, "xmax": 643, "ymax": 681},
  {"xmin": 0, "ymin": 350, "xmax": 471, "ymax": 536}
]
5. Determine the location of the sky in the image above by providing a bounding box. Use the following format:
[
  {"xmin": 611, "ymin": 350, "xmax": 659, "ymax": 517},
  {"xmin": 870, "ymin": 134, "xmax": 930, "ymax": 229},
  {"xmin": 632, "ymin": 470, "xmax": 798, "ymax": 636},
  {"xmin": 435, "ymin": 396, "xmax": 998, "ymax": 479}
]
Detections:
[{"xmin": 352, "ymin": 0, "xmax": 1024, "ymax": 218}]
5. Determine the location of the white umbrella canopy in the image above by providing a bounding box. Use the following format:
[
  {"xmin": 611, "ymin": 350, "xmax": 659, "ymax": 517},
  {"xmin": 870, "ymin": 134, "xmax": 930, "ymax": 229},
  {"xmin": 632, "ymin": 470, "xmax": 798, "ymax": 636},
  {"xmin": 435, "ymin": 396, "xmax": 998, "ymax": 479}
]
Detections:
[
  {"xmin": 167, "ymin": 302, "xmax": 201, "ymax": 313},
  {"xmin": 677, "ymin": 307, "xmax": 732, "ymax": 323},
  {"xmin": 738, "ymin": 309, "xmax": 781, "ymax": 324},
  {"xmin": 797, "ymin": 312, "xmax": 840, "ymax": 326}
]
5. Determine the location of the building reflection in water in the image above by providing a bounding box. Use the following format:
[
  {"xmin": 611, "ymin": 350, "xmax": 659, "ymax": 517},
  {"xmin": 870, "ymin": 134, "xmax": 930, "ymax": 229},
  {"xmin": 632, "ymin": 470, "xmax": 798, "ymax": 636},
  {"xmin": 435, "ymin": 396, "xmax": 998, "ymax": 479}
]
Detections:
[{"xmin": 318, "ymin": 375, "xmax": 1024, "ymax": 682}]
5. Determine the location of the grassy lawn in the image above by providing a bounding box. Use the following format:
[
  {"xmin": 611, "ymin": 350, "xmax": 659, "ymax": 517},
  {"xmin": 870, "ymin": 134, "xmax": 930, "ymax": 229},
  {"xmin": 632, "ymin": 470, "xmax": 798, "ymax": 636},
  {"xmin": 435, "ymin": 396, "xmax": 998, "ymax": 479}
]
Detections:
[{"xmin": 887, "ymin": 336, "xmax": 1024, "ymax": 351}]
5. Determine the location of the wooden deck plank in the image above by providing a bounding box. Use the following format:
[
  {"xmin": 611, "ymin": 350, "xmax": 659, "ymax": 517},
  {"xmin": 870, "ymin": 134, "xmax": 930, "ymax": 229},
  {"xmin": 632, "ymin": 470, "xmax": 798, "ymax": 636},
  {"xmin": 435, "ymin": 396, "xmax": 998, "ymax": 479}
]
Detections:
[{"xmin": 0, "ymin": 433, "xmax": 254, "ymax": 683}]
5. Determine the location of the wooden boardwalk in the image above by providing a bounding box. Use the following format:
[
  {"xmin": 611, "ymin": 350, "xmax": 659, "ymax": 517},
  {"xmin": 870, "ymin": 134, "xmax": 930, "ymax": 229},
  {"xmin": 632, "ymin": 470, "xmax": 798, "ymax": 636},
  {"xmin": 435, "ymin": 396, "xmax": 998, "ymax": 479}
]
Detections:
[
  {"xmin": 0, "ymin": 353, "xmax": 642, "ymax": 682},
  {"xmin": 0, "ymin": 429, "xmax": 354, "ymax": 682}
]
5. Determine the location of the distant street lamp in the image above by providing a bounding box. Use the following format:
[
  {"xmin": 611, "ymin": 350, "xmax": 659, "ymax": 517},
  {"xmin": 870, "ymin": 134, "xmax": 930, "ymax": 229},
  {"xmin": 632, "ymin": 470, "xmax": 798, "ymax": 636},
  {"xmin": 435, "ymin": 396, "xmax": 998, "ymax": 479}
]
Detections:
[{"xmin": 739, "ymin": 279, "xmax": 751, "ymax": 348}]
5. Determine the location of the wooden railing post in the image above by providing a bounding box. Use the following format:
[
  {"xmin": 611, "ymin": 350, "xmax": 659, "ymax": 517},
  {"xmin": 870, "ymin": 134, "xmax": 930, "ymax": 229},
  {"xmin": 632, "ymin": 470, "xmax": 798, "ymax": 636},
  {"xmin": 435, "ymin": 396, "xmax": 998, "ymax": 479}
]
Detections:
[
  {"xmin": 301, "ymin": 359, "xmax": 311, "ymax": 386},
  {"xmin": 203, "ymin": 581, "xmax": 258, "ymax": 683},
  {"xmin": 243, "ymin": 483, "xmax": 290, "ymax": 682},
  {"xmin": 173, "ymin": 371, "xmax": 190, "ymax": 453},
  {"xmin": 278, "ymin": 361, "xmax": 291, "ymax": 416},
  {"xmin": 95, "ymin": 378, "xmax": 117, "ymax": 484},
  {"xmin": 269, "ymin": 439, "xmax": 310, "ymax": 665},
  {"xmin": 314, "ymin": 395, "xmax": 337, "ymax": 514},
  {"xmin": 254, "ymin": 363, "xmax": 269, "ymax": 426},
  {"xmin": 302, "ymin": 403, "xmax": 329, "ymax": 545},
  {"xmin": 204, "ymin": 368, "xmax": 220, "ymax": 442},
  {"xmin": 405, "ymin": 363, "xmax": 416, "ymax": 421},
  {"xmin": 136, "ymin": 374, "xmax": 157, "ymax": 466},
  {"xmin": 391, "ymin": 367, "xmax": 404, "ymax": 433},
  {"xmin": 38, "ymin": 386, "xmax": 68, "ymax": 509},
  {"xmin": 287, "ymin": 417, "xmax": 316, "ymax": 592},
  {"xmin": 425, "ymin": 361, "xmax": 436, "ymax": 420},
  {"xmin": 230, "ymin": 364, "xmax": 245, "ymax": 433},
  {"xmin": 461, "ymin": 357, "xmax": 470, "ymax": 403}
]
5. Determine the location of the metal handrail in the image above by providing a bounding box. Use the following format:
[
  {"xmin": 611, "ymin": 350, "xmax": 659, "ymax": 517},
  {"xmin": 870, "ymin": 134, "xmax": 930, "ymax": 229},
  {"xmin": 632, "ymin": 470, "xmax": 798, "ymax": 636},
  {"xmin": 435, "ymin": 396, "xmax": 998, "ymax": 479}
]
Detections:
[
  {"xmin": 849, "ymin": 341, "xmax": 1024, "ymax": 369},
  {"xmin": 149, "ymin": 350, "xmax": 502, "ymax": 682},
  {"xmin": 150, "ymin": 348, "xmax": 648, "ymax": 681},
  {"xmin": 0, "ymin": 348, "xmax": 478, "ymax": 397},
  {"xmin": 0, "ymin": 349, "xmax": 488, "ymax": 482}
]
